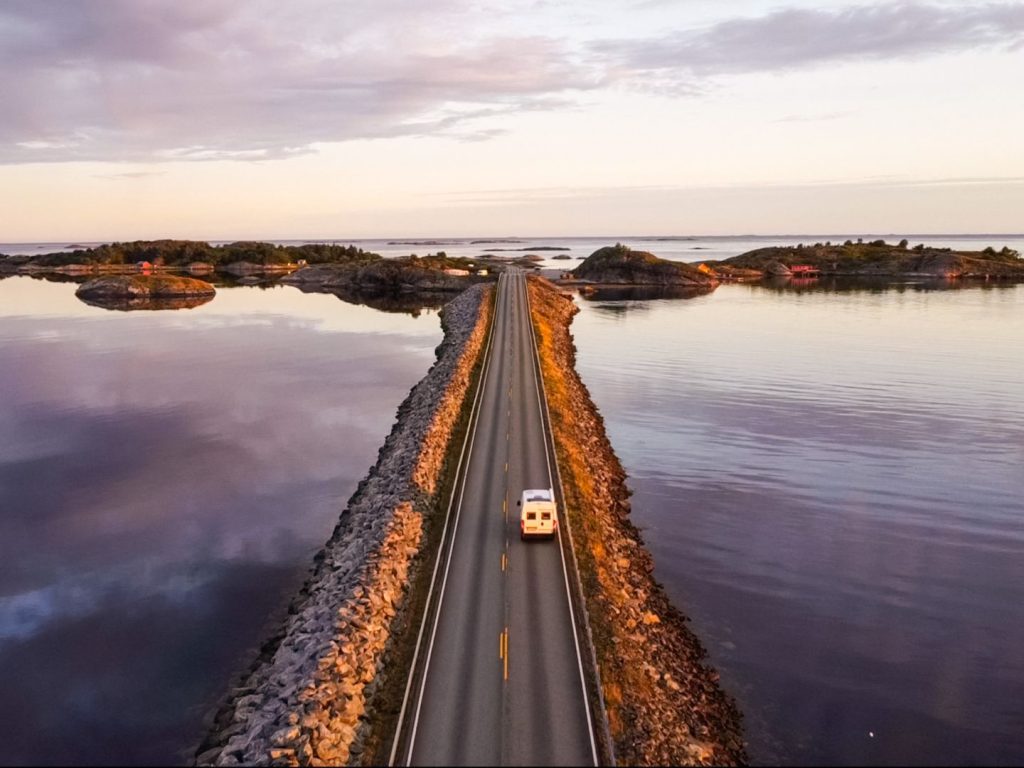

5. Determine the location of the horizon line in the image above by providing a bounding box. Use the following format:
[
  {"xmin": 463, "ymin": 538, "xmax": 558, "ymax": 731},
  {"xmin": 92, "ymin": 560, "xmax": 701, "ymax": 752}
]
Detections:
[{"xmin": 4, "ymin": 232, "xmax": 1024, "ymax": 247}]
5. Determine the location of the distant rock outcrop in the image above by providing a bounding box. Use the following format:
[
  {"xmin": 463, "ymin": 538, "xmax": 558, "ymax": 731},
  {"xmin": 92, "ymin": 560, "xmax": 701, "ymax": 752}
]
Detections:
[{"xmin": 572, "ymin": 244, "xmax": 718, "ymax": 288}]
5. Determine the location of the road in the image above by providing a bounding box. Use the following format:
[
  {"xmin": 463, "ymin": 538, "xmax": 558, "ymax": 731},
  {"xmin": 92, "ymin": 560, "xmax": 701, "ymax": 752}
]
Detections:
[{"xmin": 394, "ymin": 269, "xmax": 597, "ymax": 766}]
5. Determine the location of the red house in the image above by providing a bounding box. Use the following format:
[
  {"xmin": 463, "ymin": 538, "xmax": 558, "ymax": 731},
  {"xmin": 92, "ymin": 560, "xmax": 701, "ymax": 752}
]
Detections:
[{"xmin": 789, "ymin": 265, "xmax": 820, "ymax": 275}]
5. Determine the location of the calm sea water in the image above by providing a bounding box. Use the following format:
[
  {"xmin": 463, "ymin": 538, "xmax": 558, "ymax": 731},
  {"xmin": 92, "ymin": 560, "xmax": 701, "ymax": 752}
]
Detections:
[
  {"xmin": 0, "ymin": 277, "xmax": 442, "ymax": 765},
  {"xmin": 2, "ymin": 257, "xmax": 1023, "ymax": 765},
  {"xmin": 571, "ymin": 279, "xmax": 1024, "ymax": 765}
]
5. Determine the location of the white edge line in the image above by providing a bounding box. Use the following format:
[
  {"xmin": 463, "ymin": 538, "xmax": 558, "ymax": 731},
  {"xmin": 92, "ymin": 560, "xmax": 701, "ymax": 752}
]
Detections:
[
  {"xmin": 521, "ymin": 272, "xmax": 600, "ymax": 767},
  {"xmin": 389, "ymin": 275, "xmax": 502, "ymax": 766}
]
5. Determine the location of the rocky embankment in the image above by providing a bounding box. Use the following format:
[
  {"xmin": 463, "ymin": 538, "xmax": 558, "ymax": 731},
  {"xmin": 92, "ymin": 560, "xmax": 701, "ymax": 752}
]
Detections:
[
  {"xmin": 195, "ymin": 283, "xmax": 492, "ymax": 767},
  {"xmin": 527, "ymin": 276, "xmax": 746, "ymax": 766}
]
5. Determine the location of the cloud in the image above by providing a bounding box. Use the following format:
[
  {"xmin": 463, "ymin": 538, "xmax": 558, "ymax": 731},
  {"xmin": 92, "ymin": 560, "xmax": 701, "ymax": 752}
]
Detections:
[
  {"xmin": 93, "ymin": 170, "xmax": 167, "ymax": 180},
  {"xmin": 0, "ymin": 0, "xmax": 597, "ymax": 163},
  {"xmin": 2, "ymin": 1, "xmax": 1023, "ymax": 164},
  {"xmin": 593, "ymin": 2, "xmax": 1024, "ymax": 80}
]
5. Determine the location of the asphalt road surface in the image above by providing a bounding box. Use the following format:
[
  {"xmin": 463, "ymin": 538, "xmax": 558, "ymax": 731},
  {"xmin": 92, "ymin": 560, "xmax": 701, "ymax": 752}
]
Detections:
[{"xmin": 399, "ymin": 269, "xmax": 596, "ymax": 766}]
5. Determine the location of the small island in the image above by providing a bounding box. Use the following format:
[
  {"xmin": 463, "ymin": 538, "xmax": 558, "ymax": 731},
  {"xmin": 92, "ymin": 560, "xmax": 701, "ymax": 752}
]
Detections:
[
  {"xmin": 482, "ymin": 245, "xmax": 571, "ymax": 252},
  {"xmin": 281, "ymin": 253, "xmax": 492, "ymax": 293},
  {"xmin": 0, "ymin": 239, "xmax": 380, "ymax": 273},
  {"xmin": 707, "ymin": 239, "xmax": 1024, "ymax": 279},
  {"xmin": 567, "ymin": 243, "xmax": 718, "ymax": 288},
  {"xmin": 75, "ymin": 274, "xmax": 216, "ymax": 310},
  {"xmin": 76, "ymin": 273, "xmax": 216, "ymax": 299}
]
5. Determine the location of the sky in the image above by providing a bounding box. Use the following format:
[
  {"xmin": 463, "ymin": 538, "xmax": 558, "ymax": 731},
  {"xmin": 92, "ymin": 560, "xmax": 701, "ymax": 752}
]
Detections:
[{"xmin": 1, "ymin": 0, "xmax": 1022, "ymax": 240}]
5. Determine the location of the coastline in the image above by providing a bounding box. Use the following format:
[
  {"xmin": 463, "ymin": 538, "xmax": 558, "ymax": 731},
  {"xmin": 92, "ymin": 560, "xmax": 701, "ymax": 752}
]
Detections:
[
  {"xmin": 195, "ymin": 284, "xmax": 492, "ymax": 766},
  {"xmin": 527, "ymin": 276, "xmax": 747, "ymax": 765}
]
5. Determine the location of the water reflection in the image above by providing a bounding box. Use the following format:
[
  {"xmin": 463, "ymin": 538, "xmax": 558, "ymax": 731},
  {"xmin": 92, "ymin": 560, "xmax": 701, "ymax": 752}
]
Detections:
[
  {"xmin": 76, "ymin": 294, "xmax": 215, "ymax": 312},
  {"xmin": 576, "ymin": 285, "xmax": 714, "ymax": 318},
  {"xmin": 578, "ymin": 284, "xmax": 713, "ymax": 302},
  {"xmin": 294, "ymin": 284, "xmax": 450, "ymax": 316},
  {"xmin": 756, "ymin": 275, "xmax": 1022, "ymax": 295},
  {"xmin": 0, "ymin": 277, "xmax": 442, "ymax": 765},
  {"xmin": 0, "ymin": 270, "xmax": 84, "ymax": 284},
  {"xmin": 571, "ymin": 281, "xmax": 1024, "ymax": 766},
  {"xmin": 3, "ymin": 269, "xmax": 454, "ymax": 318}
]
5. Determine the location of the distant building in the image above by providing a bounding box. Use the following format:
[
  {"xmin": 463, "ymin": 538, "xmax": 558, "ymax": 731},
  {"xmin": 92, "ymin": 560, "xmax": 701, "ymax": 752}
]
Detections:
[
  {"xmin": 443, "ymin": 268, "xmax": 470, "ymax": 276},
  {"xmin": 789, "ymin": 265, "xmax": 820, "ymax": 275}
]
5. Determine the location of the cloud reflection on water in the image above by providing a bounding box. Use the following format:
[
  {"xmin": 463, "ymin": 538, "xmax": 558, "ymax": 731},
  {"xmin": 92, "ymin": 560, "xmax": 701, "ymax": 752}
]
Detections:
[
  {"xmin": 571, "ymin": 280, "xmax": 1024, "ymax": 765},
  {"xmin": 0, "ymin": 279, "xmax": 442, "ymax": 764}
]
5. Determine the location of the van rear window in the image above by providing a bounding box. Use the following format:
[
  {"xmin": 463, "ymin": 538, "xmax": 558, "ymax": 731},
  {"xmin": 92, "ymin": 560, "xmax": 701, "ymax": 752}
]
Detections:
[
  {"xmin": 527, "ymin": 512, "xmax": 537, "ymax": 520},
  {"xmin": 541, "ymin": 512, "xmax": 551, "ymax": 520}
]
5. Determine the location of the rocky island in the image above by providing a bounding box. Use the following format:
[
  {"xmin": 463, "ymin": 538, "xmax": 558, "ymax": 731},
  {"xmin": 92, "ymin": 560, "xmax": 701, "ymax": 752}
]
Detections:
[
  {"xmin": 75, "ymin": 274, "xmax": 216, "ymax": 310},
  {"xmin": 2, "ymin": 241, "xmax": 513, "ymax": 311},
  {"xmin": 76, "ymin": 273, "xmax": 216, "ymax": 299},
  {"xmin": 0, "ymin": 239, "xmax": 380, "ymax": 275},
  {"xmin": 708, "ymin": 239, "xmax": 1024, "ymax": 279},
  {"xmin": 281, "ymin": 254, "xmax": 486, "ymax": 293},
  {"xmin": 569, "ymin": 243, "xmax": 718, "ymax": 288}
]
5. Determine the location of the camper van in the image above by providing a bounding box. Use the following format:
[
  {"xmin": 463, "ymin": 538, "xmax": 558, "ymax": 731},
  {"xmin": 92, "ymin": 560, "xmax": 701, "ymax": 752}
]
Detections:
[{"xmin": 518, "ymin": 488, "xmax": 558, "ymax": 540}]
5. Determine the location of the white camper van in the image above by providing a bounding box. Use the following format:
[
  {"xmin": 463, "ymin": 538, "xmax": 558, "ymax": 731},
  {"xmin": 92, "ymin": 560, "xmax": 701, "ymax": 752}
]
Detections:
[{"xmin": 518, "ymin": 488, "xmax": 558, "ymax": 540}]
